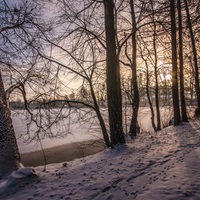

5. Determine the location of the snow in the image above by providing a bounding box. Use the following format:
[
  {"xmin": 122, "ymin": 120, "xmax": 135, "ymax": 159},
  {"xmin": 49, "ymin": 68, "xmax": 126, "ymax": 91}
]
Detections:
[
  {"xmin": 12, "ymin": 109, "xmax": 104, "ymax": 153},
  {"xmin": 13, "ymin": 107, "xmax": 176, "ymax": 154},
  {"xmin": 1, "ymin": 118, "xmax": 200, "ymax": 200},
  {"xmin": 10, "ymin": 167, "xmax": 36, "ymax": 179}
]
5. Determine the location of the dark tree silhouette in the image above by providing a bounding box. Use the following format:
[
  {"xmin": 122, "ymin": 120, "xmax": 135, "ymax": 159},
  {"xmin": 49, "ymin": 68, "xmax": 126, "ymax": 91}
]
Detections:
[
  {"xmin": 129, "ymin": 0, "xmax": 140, "ymax": 137},
  {"xmin": 170, "ymin": 0, "xmax": 181, "ymax": 125},
  {"xmin": 177, "ymin": 0, "xmax": 188, "ymax": 122},
  {"xmin": 184, "ymin": 0, "xmax": 200, "ymax": 116},
  {"xmin": 103, "ymin": 0, "xmax": 125, "ymax": 148}
]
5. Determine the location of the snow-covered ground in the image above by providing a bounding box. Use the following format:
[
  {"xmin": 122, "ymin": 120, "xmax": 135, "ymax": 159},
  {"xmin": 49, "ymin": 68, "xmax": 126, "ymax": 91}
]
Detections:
[{"xmin": 1, "ymin": 118, "xmax": 200, "ymax": 199}]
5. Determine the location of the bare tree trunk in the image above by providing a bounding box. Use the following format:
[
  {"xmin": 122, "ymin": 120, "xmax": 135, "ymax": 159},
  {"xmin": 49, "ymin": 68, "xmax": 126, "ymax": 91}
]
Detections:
[
  {"xmin": 104, "ymin": 0, "xmax": 125, "ymax": 148},
  {"xmin": 89, "ymin": 81, "xmax": 111, "ymax": 147},
  {"xmin": 0, "ymin": 71, "xmax": 23, "ymax": 178},
  {"xmin": 129, "ymin": 0, "xmax": 140, "ymax": 137},
  {"xmin": 177, "ymin": 0, "xmax": 188, "ymax": 122},
  {"xmin": 145, "ymin": 59, "xmax": 157, "ymax": 131},
  {"xmin": 184, "ymin": 0, "xmax": 200, "ymax": 115},
  {"xmin": 170, "ymin": 0, "xmax": 181, "ymax": 125},
  {"xmin": 152, "ymin": 22, "xmax": 161, "ymax": 131}
]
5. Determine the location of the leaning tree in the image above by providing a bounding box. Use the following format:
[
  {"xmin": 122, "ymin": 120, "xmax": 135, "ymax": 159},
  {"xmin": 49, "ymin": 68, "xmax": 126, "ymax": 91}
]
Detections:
[{"xmin": 0, "ymin": 0, "xmax": 43, "ymax": 177}]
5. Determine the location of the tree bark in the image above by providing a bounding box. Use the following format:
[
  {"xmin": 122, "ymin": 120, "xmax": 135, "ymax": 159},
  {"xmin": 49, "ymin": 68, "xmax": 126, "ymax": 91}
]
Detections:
[
  {"xmin": 170, "ymin": 0, "xmax": 181, "ymax": 125},
  {"xmin": 89, "ymin": 81, "xmax": 111, "ymax": 147},
  {"xmin": 152, "ymin": 20, "xmax": 161, "ymax": 131},
  {"xmin": 177, "ymin": 0, "xmax": 188, "ymax": 122},
  {"xmin": 129, "ymin": 0, "xmax": 140, "ymax": 137},
  {"xmin": 184, "ymin": 0, "xmax": 200, "ymax": 115},
  {"xmin": 145, "ymin": 59, "xmax": 157, "ymax": 131},
  {"xmin": 103, "ymin": 0, "xmax": 125, "ymax": 148},
  {"xmin": 0, "ymin": 70, "xmax": 23, "ymax": 178}
]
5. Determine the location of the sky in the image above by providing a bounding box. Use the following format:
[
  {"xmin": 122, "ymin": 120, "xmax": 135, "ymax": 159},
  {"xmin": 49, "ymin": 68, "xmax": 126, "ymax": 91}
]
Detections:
[{"xmin": 1, "ymin": 118, "xmax": 200, "ymax": 199}]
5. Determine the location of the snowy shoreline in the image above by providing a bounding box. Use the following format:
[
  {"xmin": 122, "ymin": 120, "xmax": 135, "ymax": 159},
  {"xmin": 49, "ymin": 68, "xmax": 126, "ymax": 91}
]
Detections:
[
  {"xmin": 21, "ymin": 139, "xmax": 106, "ymax": 167},
  {"xmin": 12, "ymin": 106, "xmax": 178, "ymax": 154}
]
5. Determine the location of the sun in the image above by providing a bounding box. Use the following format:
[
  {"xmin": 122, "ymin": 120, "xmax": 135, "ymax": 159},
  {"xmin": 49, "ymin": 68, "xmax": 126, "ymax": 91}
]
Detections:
[{"xmin": 160, "ymin": 73, "xmax": 172, "ymax": 82}]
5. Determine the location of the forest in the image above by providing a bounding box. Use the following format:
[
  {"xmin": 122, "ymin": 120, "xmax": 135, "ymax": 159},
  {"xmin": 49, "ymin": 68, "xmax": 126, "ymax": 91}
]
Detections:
[{"xmin": 0, "ymin": 0, "xmax": 199, "ymax": 199}]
